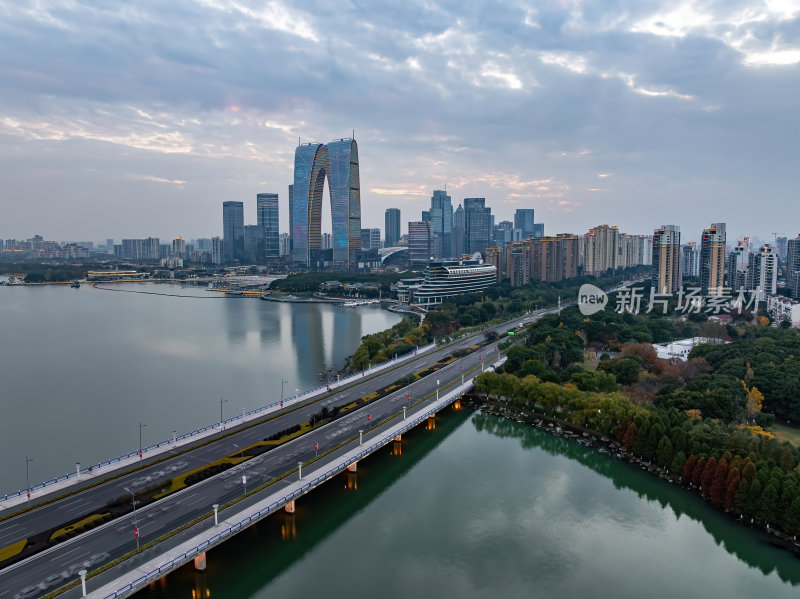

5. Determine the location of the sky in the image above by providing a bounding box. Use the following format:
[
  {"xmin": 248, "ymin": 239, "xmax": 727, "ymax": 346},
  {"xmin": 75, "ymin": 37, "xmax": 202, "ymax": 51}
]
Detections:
[{"xmin": 0, "ymin": 0, "xmax": 798, "ymax": 244}]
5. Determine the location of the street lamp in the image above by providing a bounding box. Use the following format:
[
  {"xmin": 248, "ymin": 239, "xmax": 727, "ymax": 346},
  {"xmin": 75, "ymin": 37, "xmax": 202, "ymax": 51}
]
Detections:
[
  {"xmin": 436, "ymin": 379, "xmax": 440, "ymax": 401},
  {"xmin": 280, "ymin": 379, "xmax": 288, "ymax": 403},
  {"xmin": 25, "ymin": 456, "xmax": 33, "ymax": 506},
  {"xmin": 219, "ymin": 397, "xmax": 228, "ymax": 429},
  {"xmin": 138, "ymin": 422, "xmax": 147, "ymax": 460},
  {"xmin": 123, "ymin": 487, "xmax": 139, "ymax": 551}
]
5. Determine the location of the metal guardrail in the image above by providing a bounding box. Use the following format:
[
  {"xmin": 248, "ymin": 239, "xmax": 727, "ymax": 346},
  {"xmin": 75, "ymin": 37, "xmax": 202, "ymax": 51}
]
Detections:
[
  {"xmin": 3, "ymin": 304, "xmax": 530, "ymax": 501},
  {"xmin": 1, "ymin": 342, "xmax": 437, "ymax": 502},
  {"xmin": 97, "ymin": 371, "xmax": 498, "ymax": 599}
]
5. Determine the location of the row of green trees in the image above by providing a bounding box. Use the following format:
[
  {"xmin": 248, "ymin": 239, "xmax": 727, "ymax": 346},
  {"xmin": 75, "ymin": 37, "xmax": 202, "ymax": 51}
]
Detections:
[{"xmin": 474, "ymin": 371, "xmax": 800, "ymax": 535}]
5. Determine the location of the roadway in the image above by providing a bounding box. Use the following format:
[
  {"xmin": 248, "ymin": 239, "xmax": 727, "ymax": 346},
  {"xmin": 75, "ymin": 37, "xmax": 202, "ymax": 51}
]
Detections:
[{"xmin": 0, "ymin": 308, "xmax": 553, "ymax": 599}]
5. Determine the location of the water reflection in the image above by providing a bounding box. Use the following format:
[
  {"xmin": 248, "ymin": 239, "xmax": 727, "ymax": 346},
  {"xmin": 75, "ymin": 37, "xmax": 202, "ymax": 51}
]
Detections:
[{"xmin": 471, "ymin": 412, "xmax": 800, "ymax": 585}]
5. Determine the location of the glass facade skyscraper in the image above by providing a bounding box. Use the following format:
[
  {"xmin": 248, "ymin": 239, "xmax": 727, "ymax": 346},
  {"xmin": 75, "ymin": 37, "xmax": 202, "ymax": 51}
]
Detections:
[
  {"xmin": 514, "ymin": 209, "xmax": 535, "ymax": 238},
  {"xmin": 464, "ymin": 197, "xmax": 491, "ymax": 258},
  {"xmin": 292, "ymin": 139, "xmax": 361, "ymax": 269},
  {"xmin": 222, "ymin": 201, "xmax": 244, "ymax": 263},
  {"xmin": 257, "ymin": 193, "xmax": 280, "ymax": 261},
  {"xmin": 430, "ymin": 190, "xmax": 453, "ymax": 259},
  {"xmin": 385, "ymin": 208, "xmax": 401, "ymax": 247}
]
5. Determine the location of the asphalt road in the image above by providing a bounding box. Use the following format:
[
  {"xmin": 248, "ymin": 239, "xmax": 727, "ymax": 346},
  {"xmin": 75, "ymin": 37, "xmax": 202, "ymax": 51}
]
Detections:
[{"xmin": 0, "ymin": 309, "xmax": 553, "ymax": 599}]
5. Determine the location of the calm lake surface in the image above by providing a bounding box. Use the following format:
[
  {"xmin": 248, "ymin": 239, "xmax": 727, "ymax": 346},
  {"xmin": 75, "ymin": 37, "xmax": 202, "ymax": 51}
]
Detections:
[
  {"xmin": 135, "ymin": 408, "xmax": 799, "ymax": 599},
  {"xmin": 0, "ymin": 283, "xmax": 402, "ymax": 492}
]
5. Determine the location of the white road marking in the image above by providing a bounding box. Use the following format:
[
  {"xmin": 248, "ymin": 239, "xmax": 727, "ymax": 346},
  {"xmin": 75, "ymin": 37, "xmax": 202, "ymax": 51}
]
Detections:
[{"xmin": 53, "ymin": 546, "xmax": 88, "ymax": 564}]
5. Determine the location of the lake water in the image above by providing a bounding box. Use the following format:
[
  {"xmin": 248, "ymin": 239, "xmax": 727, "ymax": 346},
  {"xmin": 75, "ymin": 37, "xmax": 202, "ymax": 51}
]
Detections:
[
  {"xmin": 0, "ymin": 283, "xmax": 402, "ymax": 493},
  {"xmin": 135, "ymin": 407, "xmax": 799, "ymax": 599}
]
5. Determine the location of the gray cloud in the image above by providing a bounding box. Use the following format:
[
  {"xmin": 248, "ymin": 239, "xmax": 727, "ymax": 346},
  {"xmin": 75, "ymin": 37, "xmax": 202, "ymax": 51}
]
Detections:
[{"xmin": 0, "ymin": 0, "xmax": 797, "ymax": 243}]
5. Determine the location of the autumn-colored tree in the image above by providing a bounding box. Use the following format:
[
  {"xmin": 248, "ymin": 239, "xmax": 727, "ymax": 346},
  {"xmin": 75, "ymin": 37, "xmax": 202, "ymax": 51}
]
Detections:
[
  {"xmin": 692, "ymin": 457, "xmax": 707, "ymax": 487},
  {"xmin": 756, "ymin": 315, "xmax": 770, "ymax": 326},
  {"xmin": 622, "ymin": 343, "xmax": 657, "ymax": 366},
  {"xmin": 745, "ymin": 386, "xmax": 764, "ymax": 422},
  {"xmin": 617, "ymin": 419, "xmax": 630, "ymax": 444},
  {"xmin": 682, "ymin": 454, "xmax": 698, "ymax": 480},
  {"xmin": 622, "ymin": 422, "xmax": 637, "ymax": 451},
  {"xmin": 724, "ymin": 469, "xmax": 741, "ymax": 511},
  {"xmin": 709, "ymin": 459, "xmax": 729, "ymax": 507},
  {"xmin": 701, "ymin": 457, "xmax": 718, "ymax": 496}
]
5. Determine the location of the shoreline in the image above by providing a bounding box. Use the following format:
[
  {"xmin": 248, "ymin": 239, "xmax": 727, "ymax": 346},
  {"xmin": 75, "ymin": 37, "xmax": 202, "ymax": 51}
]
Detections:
[{"xmin": 467, "ymin": 395, "xmax": 800, "ymax": 558}]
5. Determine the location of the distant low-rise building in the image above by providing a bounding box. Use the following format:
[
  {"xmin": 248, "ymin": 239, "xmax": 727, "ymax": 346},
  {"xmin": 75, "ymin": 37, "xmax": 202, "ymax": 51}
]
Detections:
[{"xmin": 767, "ymin": 295, "xmax": 800, "ymax": 328}]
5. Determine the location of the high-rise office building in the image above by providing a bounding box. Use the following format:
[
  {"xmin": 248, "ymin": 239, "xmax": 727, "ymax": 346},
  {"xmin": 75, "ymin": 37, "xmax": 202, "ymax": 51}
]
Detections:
[
  {"xmin": 652, "ymin": 225, "xmax": 681, "ymax": 294},
  {"xmin": 385, "ymin": 208, "xmax": 401, "ymax": 247},
  {"xmin": 288, "ymin": 184, "xmax": 294, "ymax": 255},
  {"xmin": 223, "ymin": 201, "xmax": 244, "ymax": 263},
  {"xmin": 786, "ymin": 234, "xmax": 800, "ymax": 299},
  {"xmin": 514, "ymin": 209, "xmax": 535, "ymax": 238},
  {"xmin": 464, "ymin": 198, "xmax": 491, "ymax": 257},
  {"xmin": 243, "ymin": 225, "xmax": 262, "ymax": 264},
  {"xmin": 532, "ymin": 223, "xmax": 544, "ymax": 238},
  {"xmin": 292, "ymin": 139, "xmax": 361, "ymax": 268},
  {"xmin": 408, "ymin": 221, "xmax": 433, "ymax": 265},
  {"xmin": 452, "ymin": 204, "xmax": 465, "ymax": 258},
  {"xmin": 700, "ymin": 223, "xmax": 726, "ymax": 295},
  {"xmin": 747, "ymin": 244, "xmax": 778, "ymax": 300},
  {"xmin": 429, "ymin": 190, "xmax": 453, "ymax": 259},
  {"xmin": 279, "ymin": 233, "xmax": 291, "ymax": 256},
  {"xmin": 257, "ymin": 193, "xmax": 280, "ymax": 262},
  {"xmin": 360, "ymin": 228, "xmax": 381, "ymax": 250}
]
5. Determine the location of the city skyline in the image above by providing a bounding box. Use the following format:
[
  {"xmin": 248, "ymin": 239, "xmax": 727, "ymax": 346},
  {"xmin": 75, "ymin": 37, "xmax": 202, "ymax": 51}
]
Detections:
[{"xmin": 0, "ymin": 2, "xmax": 797, "ymax": 242}]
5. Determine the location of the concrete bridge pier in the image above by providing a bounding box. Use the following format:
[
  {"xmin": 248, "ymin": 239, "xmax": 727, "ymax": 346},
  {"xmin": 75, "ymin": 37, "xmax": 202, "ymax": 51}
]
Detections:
[
  {"xmin": 285, "ymin": 500, "xmax": 296, "ymax": 514},
  {"xmin": 347, "ymin": 461, "xmax": 357, "ymax": 472},
  {"xmin": 193, "ymin": 552, "xmax": 207, "ymax": 572}
]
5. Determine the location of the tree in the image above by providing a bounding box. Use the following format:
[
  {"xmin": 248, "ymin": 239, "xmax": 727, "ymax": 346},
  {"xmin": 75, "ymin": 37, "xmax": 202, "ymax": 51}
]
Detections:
[
  {"xmin": 683, "ymin": 455, "xmax": 698, "ymax": 480},
  {"xmin": 700, "ymin": 457, "xmax": 718, "ymax": 496},
  {"xmin": 709, "ymin": 459, "xmax": 729, "ymax": 507},
  {"xmin": 745, "ymin": 386, "xmax": 764, "ymax": 422},
  {"xmin": 671, "ymin": 450, "xmax": 687, "ymax": 474},
  {"xmin": 622, "ymin": 422, "xmax": 637, "ymax": 451},
  {"xmin": 724, "ymin": 469, "xmax": 741, "ymax": 511},
  {"xmin": 692, "ymin": 457, "xmax": 707, "ymax": 487},
  {"xmin": 656, "ymin": 436, "xmax": 673, "ymax": 468}
]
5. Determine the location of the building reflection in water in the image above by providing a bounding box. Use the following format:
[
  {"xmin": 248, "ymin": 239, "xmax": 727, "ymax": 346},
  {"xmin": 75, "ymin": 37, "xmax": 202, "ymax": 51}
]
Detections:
[
  {"xmin": 281, "ymin": 513, "xmax": 297, "ymax": 540},
  {"xmin": 291, "ymin": 305, "xmax": 326, "ymax": 382},
  {"xmin": 392, "ymin": 439, "xmax": 402, "ymax": 456},
  {"xmin": 191, "ymin": 572, "xmax": 211, "ymax": 599}
]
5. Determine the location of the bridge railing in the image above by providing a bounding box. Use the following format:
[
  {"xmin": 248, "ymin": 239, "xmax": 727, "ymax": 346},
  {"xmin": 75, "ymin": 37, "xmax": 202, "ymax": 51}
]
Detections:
[
  {"xmin": 1, "ymin": 341, "xmax": 437, "ymax": 503},
  {"xmin": 2, "ymin": 306, "xmax": 522, "ymax": 503},
  {"xmin": 100, "ymin": 374, "xmax": 484, "ymax": 599}
]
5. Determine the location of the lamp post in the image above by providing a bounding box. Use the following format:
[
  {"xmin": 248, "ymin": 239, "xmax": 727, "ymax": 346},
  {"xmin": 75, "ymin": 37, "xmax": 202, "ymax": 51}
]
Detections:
[
  {"xmin": 280, "ymin": 379, "xmax": 288, "ymax": 403},
  {"xmin": 25, "ymin": 456, "xmax": 33, "ymax": 506},
  {"xmin": 123, "ymin": 487, "xmax": 139, "ymax": 551},
  {"xmin": 138, "ymin": 422, "xmax": 147, "ymax": 460},
  {"xmin": 219, "ymin": 397, "xmax": 228, "ymax": 429},
  {"xmin": 436, "ymin": 379, "xmax": 440, "ymax": 401}
]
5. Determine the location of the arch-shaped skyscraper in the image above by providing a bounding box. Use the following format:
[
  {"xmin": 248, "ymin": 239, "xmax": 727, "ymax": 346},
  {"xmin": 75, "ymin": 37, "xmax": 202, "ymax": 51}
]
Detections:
[{"xmin": 292, "ymin": 139, "xmax": 361, "ymax": 269}]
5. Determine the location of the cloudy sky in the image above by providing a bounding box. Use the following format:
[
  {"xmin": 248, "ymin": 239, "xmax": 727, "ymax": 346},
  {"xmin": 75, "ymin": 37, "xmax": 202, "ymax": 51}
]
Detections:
[{"xmin": 0, "ymin": 0, "xmax": 797, "ymax": 244}]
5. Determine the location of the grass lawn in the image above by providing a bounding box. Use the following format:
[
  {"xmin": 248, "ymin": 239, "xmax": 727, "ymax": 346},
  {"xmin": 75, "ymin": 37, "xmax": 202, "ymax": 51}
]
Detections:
[{"xmin": 770, "ymin": 421, "xmax": 800, "ymax": 446}]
